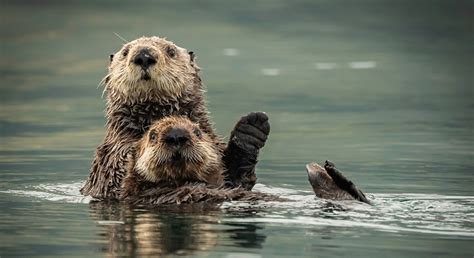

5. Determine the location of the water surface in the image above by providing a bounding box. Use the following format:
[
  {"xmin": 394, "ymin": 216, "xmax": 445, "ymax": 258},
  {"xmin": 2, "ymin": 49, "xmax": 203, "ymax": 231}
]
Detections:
[{"xmin": 1, "ymin": 1, "xmax": 473, "ymax": 257}]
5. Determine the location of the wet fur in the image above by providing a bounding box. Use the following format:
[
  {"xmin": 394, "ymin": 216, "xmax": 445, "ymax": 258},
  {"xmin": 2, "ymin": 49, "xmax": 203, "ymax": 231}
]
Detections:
[
  {"xmin": 81, "ymin": 37, "xmax": 268, "ymax": 199},
  {"xmin": 121, "ymin": 117, "xmax": 280, "ymax": 205},
  {"xmin": 306, "ymin": 161, "xmax": 370, "ymax": 204},
  {"xmin": 123, "ymin": 182, "xmax": 284, "ymax": 205},
  {"xmin": 128, "ymin": 116, "xmax": 223, "ymax": 186}
]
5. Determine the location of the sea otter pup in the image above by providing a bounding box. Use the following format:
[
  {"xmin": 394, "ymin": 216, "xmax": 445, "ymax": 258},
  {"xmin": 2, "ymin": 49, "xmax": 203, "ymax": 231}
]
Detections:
[
  {"xmin": 121, "ymin": 116, "xmax": 279, "ymax": 205},
  {"xmin": 81, "ymin": 36, "xmax": 270, "ymax": 199},
  {"xmin": 306, "ymin": 161, "xmax": 370, "ymax": 204}
]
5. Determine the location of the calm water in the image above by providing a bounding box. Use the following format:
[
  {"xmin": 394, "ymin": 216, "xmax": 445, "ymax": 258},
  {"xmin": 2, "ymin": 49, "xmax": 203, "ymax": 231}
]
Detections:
[{"xmin": 1, "ymin": 1, "xmax": 473, "ymax": 257}]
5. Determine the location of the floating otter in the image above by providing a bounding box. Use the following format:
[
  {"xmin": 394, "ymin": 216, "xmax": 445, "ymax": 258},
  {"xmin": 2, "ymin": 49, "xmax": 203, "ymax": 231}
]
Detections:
[
  {"xmin": 81, "ymin": 36, "xmax": 270, "ymax": 199},
  {"xmin": 306, "ymin": 161, "xmax": 370, "ymax": 204},
  {"xmin": 121, "ymin": 116, "xmax": 368, "ymax": 205},
  {"xmin": 121, "ymin": 116, "xmax": 280, "ymax": 205}
]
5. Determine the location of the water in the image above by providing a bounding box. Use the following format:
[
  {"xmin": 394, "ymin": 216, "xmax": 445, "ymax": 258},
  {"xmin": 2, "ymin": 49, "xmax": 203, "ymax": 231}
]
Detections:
[{"xmin": 1, "ymin": 1, "xmax": 473, "ymax": 257}]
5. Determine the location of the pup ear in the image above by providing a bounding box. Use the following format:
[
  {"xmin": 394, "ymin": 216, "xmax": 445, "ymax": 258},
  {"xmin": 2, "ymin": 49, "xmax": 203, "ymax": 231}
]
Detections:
[
  {"xmin": 188, "ymin": 51, "xmax": 195, "ymax": 62},
  {"xmin": 109, "ymin": 54, "xmax": 114, "ymax": 62}
]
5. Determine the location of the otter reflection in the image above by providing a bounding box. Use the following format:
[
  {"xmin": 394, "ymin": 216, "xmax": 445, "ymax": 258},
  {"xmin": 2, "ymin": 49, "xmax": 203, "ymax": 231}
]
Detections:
[{"xmin": 88, "ymin": 202, "xmax": 266, "ymax": 256}]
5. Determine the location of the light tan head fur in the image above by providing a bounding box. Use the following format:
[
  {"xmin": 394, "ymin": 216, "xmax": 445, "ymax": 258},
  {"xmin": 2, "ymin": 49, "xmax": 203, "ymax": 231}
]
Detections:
[
  {"xmin": 104, "ymin": 36, "xmax": 200, "ymax": 104},
  {"xmin": 133, "ymin": 116, "xmax": 222, "ymax": 186}
]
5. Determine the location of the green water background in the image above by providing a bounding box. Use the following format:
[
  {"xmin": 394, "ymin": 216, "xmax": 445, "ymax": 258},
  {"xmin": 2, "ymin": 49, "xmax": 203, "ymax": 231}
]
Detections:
[{"xmin": 1, "ymin": 1, "xmax": 473, "ymax": 257}]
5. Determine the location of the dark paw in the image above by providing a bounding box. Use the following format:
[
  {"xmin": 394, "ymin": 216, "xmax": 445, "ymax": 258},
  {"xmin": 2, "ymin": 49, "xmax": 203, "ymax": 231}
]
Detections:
[
  {"xmin": 324, "ymin": 160, "xmax": 335, "ymax": 170},
  {"xmin": 231, "ymin": 112, "xmax": 270, "ymax": 152}
]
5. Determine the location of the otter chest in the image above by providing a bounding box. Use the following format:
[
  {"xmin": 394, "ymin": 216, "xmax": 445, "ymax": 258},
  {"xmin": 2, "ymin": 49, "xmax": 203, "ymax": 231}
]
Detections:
[{"xmin": 112, "ymin": 102, "xmax": 196, "ymax": 136}]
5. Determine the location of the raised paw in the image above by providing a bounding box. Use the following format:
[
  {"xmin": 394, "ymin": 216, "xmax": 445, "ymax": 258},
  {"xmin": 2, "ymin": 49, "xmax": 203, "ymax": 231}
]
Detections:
[{"xmin": 230, "ymin": 112, "xmax": 270, "ymax": 152}]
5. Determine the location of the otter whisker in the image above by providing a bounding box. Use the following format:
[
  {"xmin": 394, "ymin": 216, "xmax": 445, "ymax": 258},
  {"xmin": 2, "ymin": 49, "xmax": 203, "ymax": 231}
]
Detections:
[
  {"xmin": 113, "ymin": 32, "xmax": 128, "ymax": 43},
  {"xmin": 184, "ymin": 149, "xmax": 203, "ymax": 164}
]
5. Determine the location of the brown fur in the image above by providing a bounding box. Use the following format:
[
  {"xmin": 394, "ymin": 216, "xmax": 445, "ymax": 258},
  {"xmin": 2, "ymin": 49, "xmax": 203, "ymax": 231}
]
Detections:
[
  {"xmin": 306, "ymin": 161, "xmax": 371, "ymax": 204},
  {"xmin": 306, "ymin": 163, "xmax": 354, "ymax": 200},
  {"xmin": 81, "ymin": 37, "xmax": 223, "ymax": 199},
  {"xmin": 123, "ymin": 183, "xmax": 284, "ymax": 205},
  {"xmin": 121, "ymin": 116, "xmax": 223, "ymax": 197},
  {"xmin": 82, "ymin": 36, "xmax": 270, "ymax": 200},
  {"xmin": 121, "ymin": 117, "xmax": 282, "ymax": 205}
]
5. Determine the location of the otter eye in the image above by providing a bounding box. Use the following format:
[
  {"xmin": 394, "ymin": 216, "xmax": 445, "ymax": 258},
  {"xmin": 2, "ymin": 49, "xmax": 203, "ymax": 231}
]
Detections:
[
  {"xmin": 193, "ymin": 128, "xmax": 202, "ymax": 138},
  {"xmin": 122, "ymin": 48, "xmax": 129, "ymax": 57},
  {"xmin": 149, "ymin": 131, "xmax": 157, "ymax": 142},
  {"xmin": 167, "ymin": 46, "xmax": 177, "ymax": 58}
]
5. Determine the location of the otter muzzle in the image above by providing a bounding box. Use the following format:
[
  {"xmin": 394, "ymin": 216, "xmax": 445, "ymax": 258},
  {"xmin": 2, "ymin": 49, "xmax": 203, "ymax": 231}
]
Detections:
[{"xmin": 133, "ymin": 49, "xmax": 157, "ymax": 70}]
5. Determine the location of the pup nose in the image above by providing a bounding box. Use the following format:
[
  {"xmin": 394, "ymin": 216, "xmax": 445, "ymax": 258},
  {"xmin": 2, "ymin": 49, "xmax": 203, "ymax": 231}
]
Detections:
[
  {"xmin": 133, "ymin": 49, "xmax": 157, "ymax": 69},
  {"xmin": 164, "ymin": 128, "xmax": 190, "ymax": 146}
]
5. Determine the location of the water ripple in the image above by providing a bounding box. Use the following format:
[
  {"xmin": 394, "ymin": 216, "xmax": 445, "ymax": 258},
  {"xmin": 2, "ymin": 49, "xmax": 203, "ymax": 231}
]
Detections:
[{"xmin": 3, "ymin": 182, "xmax": 473, "ymax": 237}]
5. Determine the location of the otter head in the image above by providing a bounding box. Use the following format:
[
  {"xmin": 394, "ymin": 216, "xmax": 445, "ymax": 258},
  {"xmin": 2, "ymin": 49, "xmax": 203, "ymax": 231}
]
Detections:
[
  {"xmin": 134, "ymin": 116, "xmax": 222, "ymax": 185},
  {"xmin": 105, "ymin": 36, "xmax": 199, "ymax": 103}
]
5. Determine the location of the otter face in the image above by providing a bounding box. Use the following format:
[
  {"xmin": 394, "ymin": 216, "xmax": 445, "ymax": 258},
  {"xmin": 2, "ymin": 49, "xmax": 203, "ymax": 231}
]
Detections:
[
  {"xmin": 134, "ymin": 116, "xmax": 221, "ymax": 184},
  {"xmin": 105, "ymin": 36, "xmax": 198, "ymax": 103}
]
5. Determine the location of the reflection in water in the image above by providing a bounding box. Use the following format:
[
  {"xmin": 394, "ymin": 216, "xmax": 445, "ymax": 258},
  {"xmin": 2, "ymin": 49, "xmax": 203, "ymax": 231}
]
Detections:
[
  {"xmin": 1, "ymin": 0, "xmax": 473, "ymax": 256},
  {"xmin": 225, "ymin": 223, "xmax": 266, "ymax": 249},
  {"xmin": 88, "ymin": 202, "xmax": 266, "ymax": 256}
]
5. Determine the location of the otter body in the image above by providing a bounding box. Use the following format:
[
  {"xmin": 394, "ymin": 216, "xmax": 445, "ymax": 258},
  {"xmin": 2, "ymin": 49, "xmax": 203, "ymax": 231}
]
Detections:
[
  {"xmin": 121, "ymin": 117, "xmax": 369, "ymax": 205},
  {"xmin": 81, "ymin": 36, "xmax": 270, "ymax": 199},
  {"xmin": 121, "ymin": 116, "xmax": 280, "ymax": 205}
]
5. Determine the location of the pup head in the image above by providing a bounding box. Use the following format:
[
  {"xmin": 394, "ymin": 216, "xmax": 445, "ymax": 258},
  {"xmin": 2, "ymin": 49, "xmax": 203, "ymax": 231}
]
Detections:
[{"xmin": 134, "ymin": 116, "xmax": 221, "ymax": 185}]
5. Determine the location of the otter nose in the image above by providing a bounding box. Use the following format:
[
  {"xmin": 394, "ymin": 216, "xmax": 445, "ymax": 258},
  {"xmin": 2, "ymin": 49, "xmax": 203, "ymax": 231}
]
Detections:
[
  {"xmin": 164, "ymin": 128, "xmax": 190, "ymax": 146},
  {"xmin": 133, "ymin": 49, "xmax": 157, "ymax": 69}
]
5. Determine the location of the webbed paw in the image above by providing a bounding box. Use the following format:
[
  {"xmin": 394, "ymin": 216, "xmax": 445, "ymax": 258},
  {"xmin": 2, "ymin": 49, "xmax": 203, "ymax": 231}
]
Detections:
[{"xmin": 230, "ymin": 112, "xmax": 270, "ymax": 153}]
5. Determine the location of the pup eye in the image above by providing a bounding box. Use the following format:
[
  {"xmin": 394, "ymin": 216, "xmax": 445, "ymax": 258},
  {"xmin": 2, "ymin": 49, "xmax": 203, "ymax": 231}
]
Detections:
[
  {"xmin": 193, "ymin": 128, "xmax": 202, "ymax": 138},
  {"xmin": 149, "ymin": 131, "xmax": 157, "ymax": 141},
  {"xmin": 167, "ymin": 46, "xmax": 176, "ymax": 58}
]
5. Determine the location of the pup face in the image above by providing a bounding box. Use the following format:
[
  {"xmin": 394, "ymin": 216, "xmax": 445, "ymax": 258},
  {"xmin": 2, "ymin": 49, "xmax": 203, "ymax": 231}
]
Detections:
[
  {"xmin": 134, "ymin": 116, "xmax": 221, "ymax": 184},
  {"xmin": 104, "ymin": 36, "xmax": 199, "ymax": 103}
]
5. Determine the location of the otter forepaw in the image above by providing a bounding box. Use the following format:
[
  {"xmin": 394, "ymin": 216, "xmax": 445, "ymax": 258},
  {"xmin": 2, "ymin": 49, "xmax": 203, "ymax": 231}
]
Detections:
[
  {"xmin": 223, "ymin": 112, "xmax": 270, "ymax": 190},
  {"xmin": 230, "ymin": 112, "xmax": 270, "ymax": 152}
]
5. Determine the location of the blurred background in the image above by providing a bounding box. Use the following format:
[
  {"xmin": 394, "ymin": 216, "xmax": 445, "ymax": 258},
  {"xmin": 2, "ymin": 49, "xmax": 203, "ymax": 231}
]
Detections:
[
  {"xmin": 0, "ymin": 1, "xmax": 473, "ymax": 257},
  {"xmin": 1, "ymin": 0, "xmax": 472, "ymax": 193}
]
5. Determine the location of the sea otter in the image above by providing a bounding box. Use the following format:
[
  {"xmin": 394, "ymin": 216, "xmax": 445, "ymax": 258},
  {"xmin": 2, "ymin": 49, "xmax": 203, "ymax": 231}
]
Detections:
[
  {"xmin": 121, "ymin": 116, "xmax": 280, "ymax": 205},
  {"xmin": 81, "ymin": 36, "xmax": 270, "ymax": 199}
]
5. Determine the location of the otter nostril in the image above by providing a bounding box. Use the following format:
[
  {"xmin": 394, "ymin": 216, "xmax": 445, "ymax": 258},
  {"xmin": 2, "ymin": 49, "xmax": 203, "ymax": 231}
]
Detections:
[
  {"xmin": 148, "ymin": 57, "xmax": 157, "ymax": 65},
  {"xmin": 164, "ymin": 128, "xmax": 190, "ymax": 146},
  {"xmin": 133, "ymin": 49, "xmax": 156, "ymax": 69},
  {"xmin": 177, "ymin": 136, "xmax": 189, "ymax": 144},
  {"xmin": 134, "ymin": 57, "xmax": 143, "ymax": 66}
]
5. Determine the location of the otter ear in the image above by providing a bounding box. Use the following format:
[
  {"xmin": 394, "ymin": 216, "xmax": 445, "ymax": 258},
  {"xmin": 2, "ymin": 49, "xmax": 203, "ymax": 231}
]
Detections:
[
  {"xmin": 188, "ymin": 51, "xmax": 195, "ymax": 62},
  {"xmin": 109, "ymin": 54, "xmax": 114, "ymax": 62}
]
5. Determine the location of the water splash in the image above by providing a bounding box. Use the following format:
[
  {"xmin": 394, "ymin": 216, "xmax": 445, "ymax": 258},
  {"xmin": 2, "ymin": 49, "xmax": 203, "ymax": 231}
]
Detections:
[
  {"xmin": 2, "ymin": 182, "xmax": 473, "ymax": 237},
  {"xmin": 2, "ymin": 182, "xmax": 92, "ymax": 203}
]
